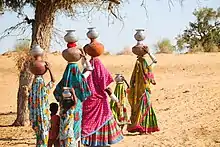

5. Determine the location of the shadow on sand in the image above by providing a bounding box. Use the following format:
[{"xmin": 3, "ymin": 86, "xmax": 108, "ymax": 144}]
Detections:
[{"xmin": 0, "ymin": 112, "xmax": 16, "ymax": 116}]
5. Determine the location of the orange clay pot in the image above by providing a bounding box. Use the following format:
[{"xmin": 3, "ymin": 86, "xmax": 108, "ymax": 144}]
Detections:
[{"xmin": 83, "ymin": 40, "xmax": 104, "ymax": 57}]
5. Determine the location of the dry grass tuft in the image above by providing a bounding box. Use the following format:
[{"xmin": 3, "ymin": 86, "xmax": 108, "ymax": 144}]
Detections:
[{"xmin": 116, "ymin": 47, "xmax": 132, "ymax": 55}]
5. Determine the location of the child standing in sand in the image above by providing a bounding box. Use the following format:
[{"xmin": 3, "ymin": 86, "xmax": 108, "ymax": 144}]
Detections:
[
  {"xmin": 48, "ymin": 103, "xmax": 60, "ymax": 147},
  {"xmin": 110, "ymin": 74, "xmax": 131, "ymax": 133}
]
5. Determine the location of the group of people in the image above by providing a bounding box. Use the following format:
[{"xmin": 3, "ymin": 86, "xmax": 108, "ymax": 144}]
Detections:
[{"xmin": 28, "ymin": 33, "xmax": 159, "ymax": 147}]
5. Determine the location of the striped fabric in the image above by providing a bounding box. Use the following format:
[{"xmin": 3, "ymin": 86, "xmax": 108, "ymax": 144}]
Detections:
[
  {"xmin": 127, "ymin": 57, "xmax": 159, "ymax": 134},
  {"xmin": 110, "ymin": 82, "xmax": 130, "ymax": 125},
  {"xmin": 81, "ymin": 118, "xmax": 123, "ymax": 146}
]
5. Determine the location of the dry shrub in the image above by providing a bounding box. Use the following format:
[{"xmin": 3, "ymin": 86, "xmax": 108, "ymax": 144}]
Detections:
[
  {"xmin": 51, "ymin": 51, "xmax": 61, "ymax": 55},
  {"xmin": 156, "ymin": 39, "xmax": 174, "ymax": 54},
  {"xmin": 13, "ymin": 41, "xmax": 32, "ymax": 72},
  {"xmin": 2, "ymin": 51, "xmax": 16, "ymax": 58},
  {"xmin": 190, "ymin": 43, "xmax": 220, "ymax": 53},
  {"xmin": 116, "ymin": 47, "xmax": 132, "ymax": 55},
  {"xmin": 103, "ymin": 51, "xmax": 111, "ymax": 55}
]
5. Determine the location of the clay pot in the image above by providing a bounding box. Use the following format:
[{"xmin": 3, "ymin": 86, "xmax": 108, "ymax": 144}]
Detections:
[
  {"xmin": 64, "ymin": 30, "xmax": 78, "ymax": 43},
  {"xmin": 132, "ymin": 43, "xmax": 148, "ymax": 56},
  {"xmin": 84, "ymin": 40, "xmax": 104, "ymax": 57},
  {"xmin": 62, "ymin": 47, "xmax": 82, "ymax": 62},
  {"xmin": 87, "ymin": 27, "xmax": 99, "ymax": 39},
  {"xmin": 29, "ymin": 60, "xmax": 47, "ymax": 75}
]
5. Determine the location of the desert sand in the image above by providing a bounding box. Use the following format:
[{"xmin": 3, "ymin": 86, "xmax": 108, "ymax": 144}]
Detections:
[{"xmin": 0, "ymin": 53, "xmax": 220, "ymax": 147}]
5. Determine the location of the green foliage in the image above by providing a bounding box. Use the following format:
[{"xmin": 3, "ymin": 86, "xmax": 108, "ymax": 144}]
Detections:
[
  {"xmin": 156, "ymin": 38, "xmax": 175, "ymax": 54},
  {"xmin": 176, "ymin": 7, "xmax": 220, "ymax": 52}
]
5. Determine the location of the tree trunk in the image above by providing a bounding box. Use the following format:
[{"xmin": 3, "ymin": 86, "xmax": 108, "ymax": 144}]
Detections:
[
  {"xmin": 13, "ymin": 1, "xmax": 55, "ymax": 126},
  {"xmin": 12, "ymin": 62, "xmax": 33, "ymax": 126},
  {"xmin": 31, "ymin": 1, "xmax": 56, "ymax": 49}
]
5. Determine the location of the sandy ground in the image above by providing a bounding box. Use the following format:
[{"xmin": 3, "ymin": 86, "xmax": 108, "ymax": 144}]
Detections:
[{"xmin": 0, "ymin": 53, "xmax": 220, "ymax": 147}]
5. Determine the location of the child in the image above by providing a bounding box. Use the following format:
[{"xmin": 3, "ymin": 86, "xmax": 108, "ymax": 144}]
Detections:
[
  {"xmin": 110, "ymin": 74, "xmax": 131, "ymax": 133},
  {"xmin": 48, "ymin": 103, "xmax": 60, "ymax": 147}
]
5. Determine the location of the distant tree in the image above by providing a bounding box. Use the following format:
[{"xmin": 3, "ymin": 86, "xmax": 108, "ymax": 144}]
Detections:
[
  {"xmin": 156, "ymin": 38, "xmax": 175, "ymax": 54},
  {"xmin": 176, "ymin": 7, "xmax": 220, "ymax": 52}
]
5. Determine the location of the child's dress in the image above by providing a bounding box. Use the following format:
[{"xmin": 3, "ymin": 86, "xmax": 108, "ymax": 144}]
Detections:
[{"xmin": 110, "ymin": 75, "xmax": 131, "ymax": 126}]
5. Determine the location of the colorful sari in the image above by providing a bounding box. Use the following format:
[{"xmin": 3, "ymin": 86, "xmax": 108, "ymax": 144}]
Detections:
[
  {"xmin": 28, "ymin": 75, "xmax": 54, "ymax": 147},
  {"xmin": 81, "ymin": 58, "xmax": 123, "ymax": 146},
  {"xmin": 110, "ymin": 82, "xmax": 131, "ymax": 126},
  {"xmin": 53, "ymin": 63, "xmax": 91, "ymax": 147},
  {"xmin": 127, "ymin": 57, "xmax": 159, "ymax": 133}
]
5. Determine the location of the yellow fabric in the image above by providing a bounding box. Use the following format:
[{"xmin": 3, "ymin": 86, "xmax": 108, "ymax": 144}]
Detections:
[{"xmin": 128, "ymin": 57, "xmax": 152, "ymax": 128}]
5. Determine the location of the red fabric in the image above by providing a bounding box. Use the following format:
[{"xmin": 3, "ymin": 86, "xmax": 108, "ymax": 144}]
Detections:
[
  {"xmin": 49, "ymin": 115, "xmax": 60, "ymax": 140},
  {"xmin": 67, "ymin": 42, "xmax": 77, "ymax": 48}
]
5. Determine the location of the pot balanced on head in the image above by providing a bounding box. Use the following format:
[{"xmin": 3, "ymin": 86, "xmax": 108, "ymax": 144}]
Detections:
[
  {"xmin": 29, "ymin": 44, "xmax": 48, "ymax": 75},
  {"xmin": 83, "ymin": 27, "xmax": 104, "ymax": 57},
  {"xmin": 62, "ymin": 30, "xmax": 83, "ymax": 62}
]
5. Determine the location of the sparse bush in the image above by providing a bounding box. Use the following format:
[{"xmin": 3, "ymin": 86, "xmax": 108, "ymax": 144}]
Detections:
[
  {"xmin": 156, "ymin": 39, "xmax": 175, "ymax": 54},
  {"xmin": 13, "ymin": 40, "xmax": 32, "ymax": 72},
  {"xmin": 116, "ymin": 46, "xmax": 132, "ymax": 55},
  {"xmin": 103, "ymin": 51, "xmax": 111, "ymax": 55}
]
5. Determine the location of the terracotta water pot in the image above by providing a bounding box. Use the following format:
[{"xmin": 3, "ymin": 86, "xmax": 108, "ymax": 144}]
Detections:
[
  {"xmin": 30, "ymin": 60, "xmax": 47, "ymax": 75},
  {"xmin": 132, "ymin": 43, "xmax": 148, "ymax": 56},
  {"xmin": 84, "ymin": 40, "xmax": 104, "ymax": 57},
  {"xmin": 62, "ymin": 47, "xmax": 82, "ymax": 62}
]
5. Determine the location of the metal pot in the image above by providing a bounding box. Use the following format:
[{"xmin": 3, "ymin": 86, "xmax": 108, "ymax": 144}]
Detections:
[
  {"xmin": 86, "ymin": 27, "xmax": 99, "ymax": 39},
  {"xmin": 64, "ymin": 30, "xmax": 79, "ymax": 43}
]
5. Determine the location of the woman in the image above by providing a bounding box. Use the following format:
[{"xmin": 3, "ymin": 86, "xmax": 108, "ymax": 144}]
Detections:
[
  {"xmin": 53, "ymin": 42, "xmax": 92, "ymax": 147},
  {"xmin": 127, "ymin": 49, "xmax": 159, "ymax": 134},
  {"xmin": 81, "ymin": 57, "xmax": 123, "ymax": 147},
  {"xmin": 110, "ymin": 74, "xmax": 131, "ymax": 133},
  {"xmin": 28, "ymin": 45, "xmax": 55, "ymax": 147}
]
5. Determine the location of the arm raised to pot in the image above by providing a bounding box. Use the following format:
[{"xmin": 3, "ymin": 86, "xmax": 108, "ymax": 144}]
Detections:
[
  {"xmin": 105, "ymin": 87, "xmax": 119, "ymax": 103},
  {"xmin": 142, "ymin": 46, "xmax": 157, "ymax": 67},
  {"xmin": 82, "ymin": 57, "xmax": 93, "ymax": 79}
]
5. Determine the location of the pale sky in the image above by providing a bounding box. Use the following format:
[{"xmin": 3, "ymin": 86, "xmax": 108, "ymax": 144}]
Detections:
[{"xmin": 0, "ymin": 0, "xmax": 219, "ymax": 54}]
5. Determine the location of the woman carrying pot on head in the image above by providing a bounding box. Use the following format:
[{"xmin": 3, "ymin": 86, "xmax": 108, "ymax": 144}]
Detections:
[
  {"xmin": 53, "ymin": 30, "xmax": 93, "ymax": 147},
  {"xmin": 28, "ymin": 45, "xmax": 55, "ymax": 147},
  {"xmin": 81, "ymin": 28, "xmax": 123, "ymax": 147},
  {"xmin": 127, "ymin": 29, "xmax": 159, "ymax": 134}
]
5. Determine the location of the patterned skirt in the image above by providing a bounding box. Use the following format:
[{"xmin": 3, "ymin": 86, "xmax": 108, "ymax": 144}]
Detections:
[
  {"xmin": 127, "ymin": 91, "xmax": 159, "ymax": 133},
  {"xmin": 110, "ymin": 82, "xmax": 131, "ymax": 126},
  {"xmin": 81, "ymin": 118, "xmax": 123, "ymax": 146}
]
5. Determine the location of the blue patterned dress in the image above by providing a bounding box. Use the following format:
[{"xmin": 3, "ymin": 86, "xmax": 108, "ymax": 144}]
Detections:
[
  {"xmin": 53, "ymin": 63, "xmax": 91, "ymax": 147},
  {"xmin": 28, "ymin": 75, "xmax": 54, "ymax": 147}
]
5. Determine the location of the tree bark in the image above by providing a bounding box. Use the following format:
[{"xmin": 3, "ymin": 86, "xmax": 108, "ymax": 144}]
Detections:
[
  {"xmin": 12, "ymin": 62, "xmax": 33, "ymax": 126},
  {"xmin": 13, "ymin": 1, "xmax": 55, "ymax": 126}
]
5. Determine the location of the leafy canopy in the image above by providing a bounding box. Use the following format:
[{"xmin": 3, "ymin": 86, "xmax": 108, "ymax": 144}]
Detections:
[{"xmin": 176, "ymin": 7, "xmax": 220, "ymax": 52}]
